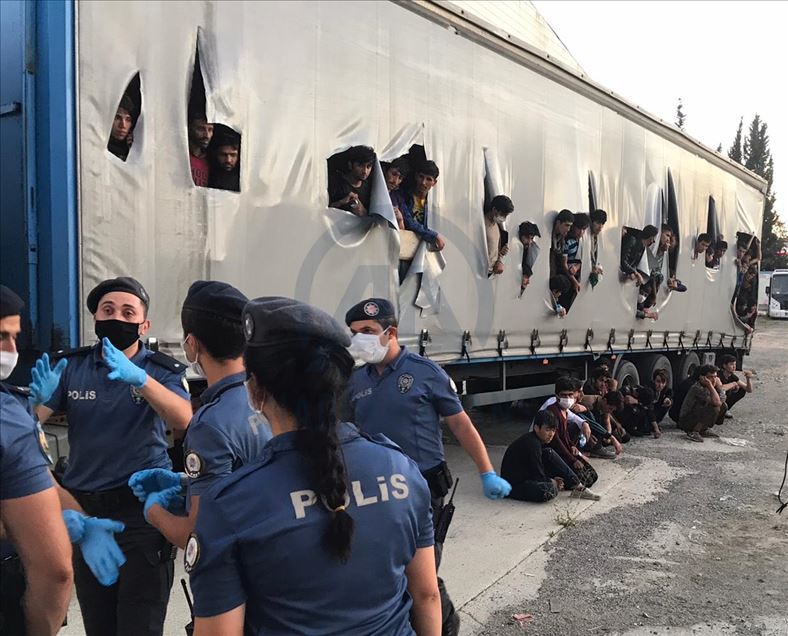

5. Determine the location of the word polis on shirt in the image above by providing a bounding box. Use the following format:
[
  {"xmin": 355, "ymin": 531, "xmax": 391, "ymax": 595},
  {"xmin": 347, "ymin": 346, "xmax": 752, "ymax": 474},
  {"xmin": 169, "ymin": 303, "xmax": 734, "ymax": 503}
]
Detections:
[{"xmin": 291, "ymin": 473, "xmax": 410, "ymax": 519}]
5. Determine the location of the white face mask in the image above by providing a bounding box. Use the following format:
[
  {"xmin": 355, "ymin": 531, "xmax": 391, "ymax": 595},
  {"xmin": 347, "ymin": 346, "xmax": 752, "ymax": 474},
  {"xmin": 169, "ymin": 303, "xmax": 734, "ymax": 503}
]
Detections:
[
  {"xmin": 348, "ymin": 329, "xmax": 390, "ymax": 364},
  {"xmin": 244, "ymin": 379, "xmax": 273, "ymax": 438},
  {"xmin": 181, "ymin": 336, "xmax": 205, "ymax": 377},
  {"xmin": 0, "ymin": 350, "xmax": 19, "ymax": 381},
  {"xmin": 558, "ymin": 397, "xmax": 576, "ymax": 410}
]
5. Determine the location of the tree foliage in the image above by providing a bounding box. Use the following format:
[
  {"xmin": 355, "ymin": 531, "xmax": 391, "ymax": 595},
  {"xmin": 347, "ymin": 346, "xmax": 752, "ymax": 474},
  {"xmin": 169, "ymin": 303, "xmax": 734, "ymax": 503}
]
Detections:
[
  {"xmin": 730, "ymin": 114, "xmax": 787, "ymax": 270},
  {"xmin": 675, "ymin": 98, "xmax": 686, "ymax": 130}
]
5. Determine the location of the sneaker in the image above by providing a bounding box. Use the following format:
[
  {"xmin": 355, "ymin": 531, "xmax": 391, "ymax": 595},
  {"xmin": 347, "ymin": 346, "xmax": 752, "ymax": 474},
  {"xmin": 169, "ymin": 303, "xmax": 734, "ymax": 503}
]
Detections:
[
  {"xmin": 571, "ymin": 487, "xmax": 601, "ymax": 501},
  {"xmin": 700, "ymin": 430, "xmax": 719, "ymax": 438},
  {"xmin": 590, "ymin": 447, "xmax": 616, "ymax": 459},
  {"xmin": 686, "ymin": 432, "xmax": 704, "ymax": 443}
]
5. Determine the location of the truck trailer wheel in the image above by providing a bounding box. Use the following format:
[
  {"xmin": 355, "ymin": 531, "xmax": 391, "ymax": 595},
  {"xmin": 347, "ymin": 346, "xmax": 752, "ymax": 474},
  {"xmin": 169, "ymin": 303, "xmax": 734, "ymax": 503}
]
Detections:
[
  {"xmin": 638, "ymin": 354, "xmax": 673, "ymax": 389},
  {"xmin": 614, "ymin": 361, "xmax": 639, "ymax": 389},
  {"xmin": 674, "ymin": 352, "xmax": 700, "ymax": 383}
]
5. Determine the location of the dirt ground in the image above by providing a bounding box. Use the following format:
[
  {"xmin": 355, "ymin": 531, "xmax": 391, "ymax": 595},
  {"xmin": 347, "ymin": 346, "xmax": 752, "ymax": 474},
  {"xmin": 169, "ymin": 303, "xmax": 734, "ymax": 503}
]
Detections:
[{"xmin": 474, "ymin": 318, "xmax": 788, "ymax": 636}]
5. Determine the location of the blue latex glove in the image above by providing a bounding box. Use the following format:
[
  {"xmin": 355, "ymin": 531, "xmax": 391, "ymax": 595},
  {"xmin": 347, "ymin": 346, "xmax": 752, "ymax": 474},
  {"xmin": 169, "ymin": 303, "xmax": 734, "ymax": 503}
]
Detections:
[
  {"xmin": 144, "ymin": 486, "xmax": 186, "ymax": 522},
  {"xmin": 29, "ymin": 353, "xmax": 68, "ymax": 406},
  {"xmin": 481, "ymin": 471, "xmax": 512, "ymax": 500},
  {"xmin": 128, "ymin": 468, "xmax": 182, "ymax": 502},
  {"xmin": 102, "ymin": 337, "xmax": 147, "ymax": 388},
  {"xmin": 62, "ymin": 510, "xmax": 126, "ymax": 586}
]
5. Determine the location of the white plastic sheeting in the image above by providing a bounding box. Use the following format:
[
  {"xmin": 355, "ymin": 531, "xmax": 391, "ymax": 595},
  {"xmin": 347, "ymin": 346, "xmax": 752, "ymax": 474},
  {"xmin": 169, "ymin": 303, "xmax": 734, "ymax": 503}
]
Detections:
[{"xmin": 75, "ymin": 0, "xmax": 764, "ymax": 361}]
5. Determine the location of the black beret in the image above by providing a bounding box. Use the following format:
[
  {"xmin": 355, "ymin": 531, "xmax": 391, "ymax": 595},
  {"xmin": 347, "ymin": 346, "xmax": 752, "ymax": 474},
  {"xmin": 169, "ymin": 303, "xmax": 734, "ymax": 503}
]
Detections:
[
  {"xmin": 243, "ymin": 297, "xmax": 350, "ymax": 348},
  {"xmin": 518, "ymin": 221, "xmax": 542, "ymax": 238},
  {"xmin": 0, "ymin": 285, "xmax": 25, "ymax": 318},
  {"xmin": 87, "ymin": 277, "xmax": 149, "ymax": 314},
  {"xmin": 182, "ymin": 280, "xmax": 248, "ymax": 322},
  {"xmin": 344, "ymin": 298, "xmax": 396, "ymax": 326}
]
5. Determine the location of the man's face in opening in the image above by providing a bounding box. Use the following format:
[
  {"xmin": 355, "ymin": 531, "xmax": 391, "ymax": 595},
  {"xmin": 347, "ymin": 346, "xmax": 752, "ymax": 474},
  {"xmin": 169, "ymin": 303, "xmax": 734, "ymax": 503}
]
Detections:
[
  {"xmin": 414, "ymin": 172, "xmax": 437, "ymax": 197},
  {"xmin": 521, "ymin": 275, "xmax": 531, "ymax": 289},
  {"xmin": 644, "ymin": 235, "xmax": 657, "ymax": 248},
  {"xmin": 534, "ymin": 425, "xmax": 556, "ymax": 444},
  {"xmin": 519, "ymin": 234, "xmax": 535, "ymax": 247},
  {"xmin": 590, "ymin": 221, "xmax": 605, "ymax": 236},
  {"xmin": 0, "ymin": 315, "xmax": 22, "ymax": 355},
  {"xmin": 349, "ymin": 161, "xmax": 373, "ymax": 183},
  {"xmin": 715, "ymin": 246, "xmax": 727, "ymax": 258},
  {"xmin": 570, "ymin": 225, "xmax": 586, "ymax": 239},
  {"xmin": 189, "ymin": 119, "xmax": 214, "ymax": 151},
  {"xmin": 94, "ymin": 291, "xmax": 150, "ymax": 336},
  {"xmin": 660, "ymin": 231, "xmax": 673, "ymax": 250},
  {"xmin": 653, "ymin": 375, "xmax": 667, "ymax": 393},
  {"xmin": 111, "ymin": 108, "xmax": 132, "ymax": 141},
  {"xmin": 217, "ymin": 145, "xmax": 239, "ymax": 172},
  {"xmin": 737, "ymin": 247, "xmax": 747, "ymax": 260},
  {"xmin": 385, "ymin": 167, "xmax": 403, "ymax": 192},
  {"xmin": 556, "ymin": 220, "xmax": 572, "ymax": 237},
  {"xmin": 697, "ymin": 240, "xmax": 711, "ymax": 254}
]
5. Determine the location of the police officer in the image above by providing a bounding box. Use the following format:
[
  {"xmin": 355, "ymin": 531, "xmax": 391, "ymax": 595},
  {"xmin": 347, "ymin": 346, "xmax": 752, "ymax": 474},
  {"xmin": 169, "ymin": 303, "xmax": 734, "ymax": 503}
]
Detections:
[
  {"xmin": 1, "ymin": 285, "xmax": 127, "ymax": 635},
  {"xmin": 344, "ymin": 298, "xmax": 512, "ymax": 636},
  {"xmin": 187, "ymin": 297, "xmax": 441, "ymax": 634},
  {"xmin": 33, "ymin": 277, "xmax": 193, "ymax": 636},
  {"xmin": 128, "ymin": 281, "xmax": 272, "ymax": 549}
]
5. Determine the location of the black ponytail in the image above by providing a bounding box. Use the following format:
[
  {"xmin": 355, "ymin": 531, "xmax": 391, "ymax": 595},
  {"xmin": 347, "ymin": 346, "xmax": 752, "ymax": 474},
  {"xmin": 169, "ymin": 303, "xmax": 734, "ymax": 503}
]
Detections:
[{"xmin": 245, "ymin": 336, "xmax": 356, "ymax": 562}]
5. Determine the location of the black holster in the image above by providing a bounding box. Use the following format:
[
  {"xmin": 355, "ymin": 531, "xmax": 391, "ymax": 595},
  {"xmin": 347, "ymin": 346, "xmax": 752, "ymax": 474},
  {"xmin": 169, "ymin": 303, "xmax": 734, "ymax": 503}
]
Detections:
[{"xmin": 422, "ymin": 462, "xmax": 453, "ymax": 500}]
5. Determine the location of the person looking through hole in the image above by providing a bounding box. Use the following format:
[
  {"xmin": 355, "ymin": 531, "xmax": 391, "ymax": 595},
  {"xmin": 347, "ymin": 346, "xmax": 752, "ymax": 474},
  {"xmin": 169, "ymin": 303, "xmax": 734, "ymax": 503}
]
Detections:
[
  {"xmin": 188, "ymin": 113, "xmax": 214, "ymax": 187},
  {"xmin": 484, "ymin": 195, "xmax": 514, "ymax": 276},
  {"xmin": 209, "ymin": 127, "xmax": 241, "ymax": 192},
  {"xmin": 328, "ymin": 146, "xmax": 376, "ymax": 216},
  {"xmin": 107, "ymin": 95, "xmax": 136, "ymax": 161},
  {"xmin": 382, "ymin": 157, "xmax": 410, "ymax": 229}
]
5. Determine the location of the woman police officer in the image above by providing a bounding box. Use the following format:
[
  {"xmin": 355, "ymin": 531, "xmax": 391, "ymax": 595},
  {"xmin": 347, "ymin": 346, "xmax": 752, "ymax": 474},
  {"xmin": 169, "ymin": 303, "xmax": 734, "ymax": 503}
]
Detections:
[{"xmin": 186, "ymin": 297, "xmax": 441, "ymax": 635}]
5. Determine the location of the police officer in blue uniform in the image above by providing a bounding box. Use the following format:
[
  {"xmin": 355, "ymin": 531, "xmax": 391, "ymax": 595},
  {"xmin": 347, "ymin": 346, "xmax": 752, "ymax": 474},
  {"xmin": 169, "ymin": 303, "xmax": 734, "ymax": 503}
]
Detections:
[
  {"xmin": 128, "ymin": 280, "xmax": 272, "ymax": 549},
  {"xmin": 33, "ymin": 277, "xmax": 193, "ymax": 636},
  {"xmin": 187, "ymin": 297, "xmax": 442, "ymax": 635},
  {"xmin": 1, "ymin": 285, "xmax": 127, "ymax": 635},
  {"xmin": 344, "ymin": 297, "xmax": 512, "ymax": 636}
]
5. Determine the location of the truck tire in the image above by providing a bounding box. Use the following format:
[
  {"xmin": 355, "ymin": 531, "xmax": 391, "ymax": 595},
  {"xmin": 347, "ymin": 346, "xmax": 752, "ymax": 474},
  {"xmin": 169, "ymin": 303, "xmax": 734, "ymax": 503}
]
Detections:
[
  {"xmin": 638, "ymin": 354, "xmax": 673, "ymax": 389},
  {"xmin": 614, "ymin": 361, "xmax": 639, "ymax": 389},
  {"xmin": 674, "ymin": 352, "xmax": 700, "ymax": 383}
]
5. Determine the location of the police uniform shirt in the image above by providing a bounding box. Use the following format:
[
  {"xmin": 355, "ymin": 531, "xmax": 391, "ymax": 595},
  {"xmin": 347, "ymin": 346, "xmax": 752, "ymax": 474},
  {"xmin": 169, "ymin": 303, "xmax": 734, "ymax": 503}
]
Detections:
[
  {"xmin": 183, "ymin": 372, "xmax": 272, "ymax": 501},
  {"xmin": 0, "ymin": 387, "xmax": 53, "ymax": 501},
  {"xmin": 347, "ymin": 347, "xmax": 463, "ymax": 472},
  {"xmin": 45, "ymin": 344, "xmax": 189, "ymax": 492},
  {"xmin": 187, "ymin": 423, "xmax": 433, "ymax": 635}
]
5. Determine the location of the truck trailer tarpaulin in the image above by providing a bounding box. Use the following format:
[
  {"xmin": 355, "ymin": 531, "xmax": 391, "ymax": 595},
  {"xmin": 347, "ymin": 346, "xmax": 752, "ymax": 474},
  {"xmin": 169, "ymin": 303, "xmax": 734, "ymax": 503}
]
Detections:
[{"xmin": 0, "ymin": 0, "xmax": 767, "ymax": 403}]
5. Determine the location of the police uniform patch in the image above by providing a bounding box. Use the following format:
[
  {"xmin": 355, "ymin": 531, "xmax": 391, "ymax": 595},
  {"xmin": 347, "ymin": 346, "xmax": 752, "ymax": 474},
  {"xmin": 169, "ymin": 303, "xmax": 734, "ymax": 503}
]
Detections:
[
  {"xmin": 184, "ymin": 534, "xmax": 200, "ymax": 573},
  {"xmin": 184, "ymin": 451, "xmax": 203, "ymax": 478},
  {"xmin": 363, "ymin": 302, "xmax": 379, "ymax": 317},
  {"xmin": 130, "ymin": 385, "xmax": 146, "ymax": 405},
  {"xmin": 398, "ymin": 373, "xmax": 414, "ymax": 394},
  {"xmin": 36, "ymin": 422, "xmax": 53, "ymax": 464},
  {"xmin": 244, "ymin": 313, "xmax": 255, "ymax": 340}
]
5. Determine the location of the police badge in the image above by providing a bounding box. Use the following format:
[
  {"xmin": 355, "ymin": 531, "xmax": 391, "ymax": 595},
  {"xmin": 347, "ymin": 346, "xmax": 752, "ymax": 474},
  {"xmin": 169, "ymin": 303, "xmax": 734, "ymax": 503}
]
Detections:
[
  {"xmin": 36, "ymin": 422, "xmax": 53, "ymax": 464},
  {"xmin": 363, "ymin": 302, "xmax": 380, "ymax": 317},
  {"xmin": 130, "ymin": 385, "xmax": 146, "ymax": 405},
  {"xmin": 398, "ymin": 373, "xmax": 414, "ymax": 394},
  {"xmin": 184, "ymin": 534, "xmax": 200, "ymax": 573}
]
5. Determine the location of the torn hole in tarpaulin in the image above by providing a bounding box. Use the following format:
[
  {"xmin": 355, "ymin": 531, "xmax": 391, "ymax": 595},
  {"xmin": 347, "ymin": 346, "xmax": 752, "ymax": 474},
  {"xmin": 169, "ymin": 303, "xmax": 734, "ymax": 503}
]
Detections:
[
  {"xmin": 380, "ymin": 124, "xmax": 446, "ymax": 315},
  {"xmin": 481, "ymin": 147, "xmax": 512, "ymax": 277}
]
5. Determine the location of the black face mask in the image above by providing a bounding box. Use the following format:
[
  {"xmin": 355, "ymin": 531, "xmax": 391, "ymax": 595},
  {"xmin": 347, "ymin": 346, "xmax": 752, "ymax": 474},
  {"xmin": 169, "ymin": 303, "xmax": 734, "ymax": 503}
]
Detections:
[{"xmin": 95, "ymin": 319, "xmax": 141, "ymax": 350}]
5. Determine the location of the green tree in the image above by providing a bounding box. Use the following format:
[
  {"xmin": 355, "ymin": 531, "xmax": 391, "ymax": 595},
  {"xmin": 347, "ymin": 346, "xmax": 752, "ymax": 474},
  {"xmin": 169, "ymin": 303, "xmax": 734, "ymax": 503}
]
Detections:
[
  {"xmin": 728, "ymin": 117, "xmax": 743, "ymax": 163},
  {"xmin": 737, "ymin": 115, "xmax": 786, "ymax": 270},
  {"xmin": 675, "ymin": 98, "xmax": 686, "ymax": 129}
]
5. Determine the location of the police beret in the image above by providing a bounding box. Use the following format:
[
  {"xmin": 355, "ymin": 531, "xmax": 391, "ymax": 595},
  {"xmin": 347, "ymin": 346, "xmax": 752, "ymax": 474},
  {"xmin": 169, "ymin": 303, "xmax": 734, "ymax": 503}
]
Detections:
[
  {"xmin": 87, "ymin": 277, "xmax": 150, "ymax": 314},
  {"xmin": 182, "ymin": 280, "xmax": 248, "ymax": 322},
  {"xmin": 0, "ymin": 285, "xmax": 24, "ymax": 318},
  {"xmin": 243, "ymin": 297, "xmax": 351, "ymax": 348},
  {"xmin": 518, "ymin": 221, "xmax": 542, "ymax": 238},
  {"xmin": 344, "ymin": 298, "xmax": 396, "ymax": 326}
]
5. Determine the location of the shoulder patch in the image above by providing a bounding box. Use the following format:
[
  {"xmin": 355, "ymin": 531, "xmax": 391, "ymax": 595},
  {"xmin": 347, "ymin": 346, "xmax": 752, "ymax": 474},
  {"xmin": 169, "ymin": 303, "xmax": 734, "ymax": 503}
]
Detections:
[
  {"xmin": 147, "ymin": 351, "xmax": 186, "ymax": 374},
  {"xmin": 184, "ymin": 451, "xmax": 203, "ymax": 478},
  {"xmin": 52, "ymin": 345, "xmax": 93, "ymax": 360},
  {"xmin": 184, "ymin": 534, "xmax": 200, "ymax": 573},
  {"xmin": 36, "ymin": 422, "xmax": 53, "ymax": 464}
]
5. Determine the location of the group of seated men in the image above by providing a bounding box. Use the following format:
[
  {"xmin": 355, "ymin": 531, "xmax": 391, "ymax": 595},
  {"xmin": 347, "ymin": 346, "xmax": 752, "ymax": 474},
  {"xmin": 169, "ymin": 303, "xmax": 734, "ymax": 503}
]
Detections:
[
  {"xmin": 500, "ymin": 353, "xmax": 754, "ymax": 502},
  {"xmin": 107, "ymin": 96, "xmax": 241, "ymax": 192}
]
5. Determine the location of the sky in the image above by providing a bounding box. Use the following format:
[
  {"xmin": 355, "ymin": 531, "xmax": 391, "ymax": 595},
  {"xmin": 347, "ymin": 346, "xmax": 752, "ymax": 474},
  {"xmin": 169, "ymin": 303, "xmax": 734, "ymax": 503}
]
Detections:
[{"xmin": 533, "ymin": 0, "xmax": 788, "ymax": 223}]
